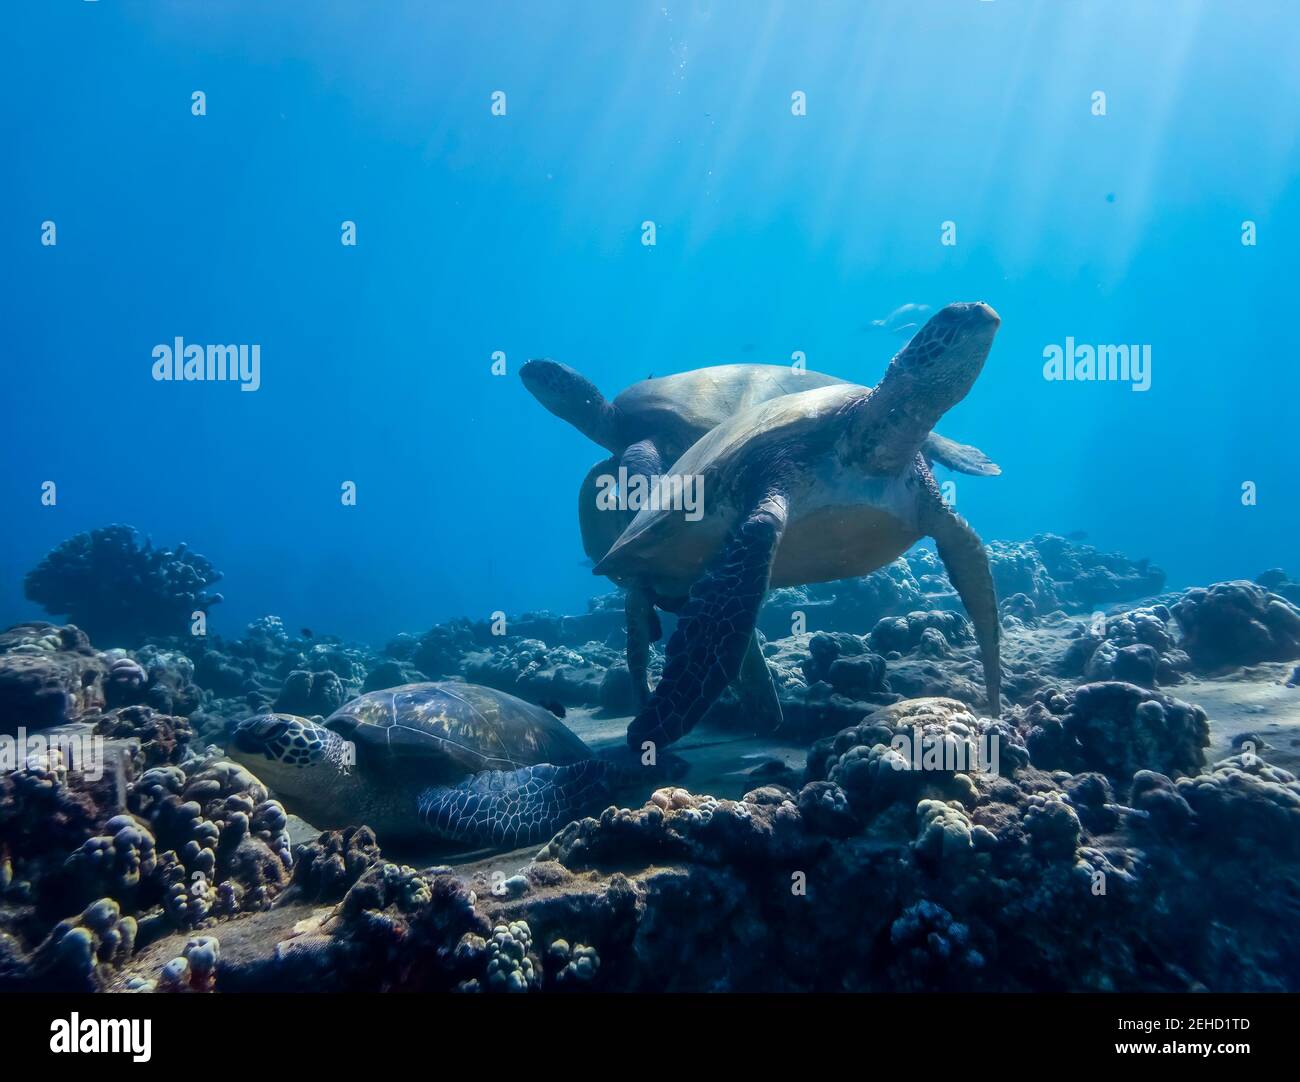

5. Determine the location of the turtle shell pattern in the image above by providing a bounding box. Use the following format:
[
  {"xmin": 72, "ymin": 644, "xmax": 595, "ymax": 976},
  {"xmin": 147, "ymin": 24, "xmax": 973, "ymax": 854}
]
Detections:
[{"xmin": 324, "ymin": 682, "xmax": 592, "ymax": 783}]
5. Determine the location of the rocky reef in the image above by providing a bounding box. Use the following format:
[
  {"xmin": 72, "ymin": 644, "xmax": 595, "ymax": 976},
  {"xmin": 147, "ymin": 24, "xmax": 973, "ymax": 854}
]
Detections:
[
  {"xmin": 241, "ymin": 692, "xmax": 1296, "ymax": 992},
  {"xmin": 1, "ymin": 532, "xmax": 1298, "ymax": 993},
  {"xmin": 8, "ymin": 690, "xmax": 1292, "ymax": 993},
  {"xmin": 4, "ymin": 533, "xmax": 1293, "ymax": 755},
  {"xmin": 1, "ymin": 746, "xmax": 293, "ymax": 991},
  {"xmin": 991, "ymin": 533, "xmax": 1167, "ymax": 613},
  {"xmin": 1171, "ymin": 580, "xmax": 1300, "ymax": 673},
  {"xmin": 0, "ymin": 623, "xmax": 107, "ymax": 735}
]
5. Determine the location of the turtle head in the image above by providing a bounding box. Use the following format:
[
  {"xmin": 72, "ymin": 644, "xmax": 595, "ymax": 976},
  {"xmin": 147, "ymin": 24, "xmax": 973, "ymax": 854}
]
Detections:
[
  {"xmin": 854, "ymin": 302, "xmax": 1000, "ymax": 473},
  {"xmin": 894, "ymin": 302, "xmax": 1000, "ymax": 401},
  {"xmin": 227, "ymin": 713, "xmax": 352, "ymax": 800},
  {"xmin": 520, "ymin": 359, "xmax": 619, "ymax": 451}
]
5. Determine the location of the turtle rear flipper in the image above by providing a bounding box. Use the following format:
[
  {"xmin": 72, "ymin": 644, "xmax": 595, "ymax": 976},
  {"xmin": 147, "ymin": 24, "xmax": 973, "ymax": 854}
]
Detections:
[
  {"xmin": 626, "ymin": 489, "xmax": 789, "ymax": 750},
  {"xmin": 625, "ymin": 585, "xmax": 659, "ymax": 708},
  {"xmin": 920, "ymin": 479, "xmax": 1001, "ymax": 716},
  {"xmin": 734, "ymin": 629, "xmax": 782, "ymax": 732},
  {"xmin": 417, "ymin": 762, "xmax": 614, "ymax": 849}
]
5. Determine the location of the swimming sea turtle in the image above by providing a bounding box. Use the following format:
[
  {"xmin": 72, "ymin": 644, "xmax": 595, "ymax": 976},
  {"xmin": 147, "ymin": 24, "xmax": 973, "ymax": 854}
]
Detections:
[
  {"xmin": 519, "ymin": 361, "xmax": 1000, "ymax": 490},
  {"xmin": 227, "ymin": 682, "xmax": 616, "ymax": 849},
  {"xmin": 520, "ymin": 357, "xmax": 1000, "ymax": 719},
  {"xmin": 593, "ymin": 302, "xmax": 1004, "ymax": 750}
]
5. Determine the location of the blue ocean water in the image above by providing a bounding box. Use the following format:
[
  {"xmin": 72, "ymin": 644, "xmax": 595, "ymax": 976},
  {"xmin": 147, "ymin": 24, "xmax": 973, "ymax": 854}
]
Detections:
[{"xmin": 2, "ymin": 1, "xmax": 1297, "ymax": 646}]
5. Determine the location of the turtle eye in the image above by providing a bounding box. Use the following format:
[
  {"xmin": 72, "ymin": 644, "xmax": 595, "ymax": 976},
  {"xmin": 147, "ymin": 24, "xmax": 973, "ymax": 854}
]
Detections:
[
  {"xmin": 261, "ymin": 720, "xmax": 290, "ymax": 742},
  {"xmin": 238, "ymin": 717, "xmax": 289, "ymax": 744},
  {"xmin": 233, "ymin": 716, "xmax": 287, "ymax": 754}
]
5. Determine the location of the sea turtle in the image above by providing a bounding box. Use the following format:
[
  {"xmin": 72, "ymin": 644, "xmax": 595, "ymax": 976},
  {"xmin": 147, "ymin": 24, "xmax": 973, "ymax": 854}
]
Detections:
[
  {"xmin": 593, "ymin": 302, "xmax": 1004, "ymax": 751},
  {"xmin": 519, "ymin": 361, "xmax": 1001, "ymax": 490},
  {"xmin": 227, "ymin": 682, "xmax": 617, "ymax": 849},
  {"xmin": 520, "ymin": 357, "xmax": 1000, "ymax": 719}
]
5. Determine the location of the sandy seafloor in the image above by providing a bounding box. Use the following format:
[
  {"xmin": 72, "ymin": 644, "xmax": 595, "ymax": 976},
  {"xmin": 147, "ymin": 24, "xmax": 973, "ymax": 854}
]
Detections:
[{"xmin": 1186, "ymin": 663, "xmax": 1300, "ymax": 772}]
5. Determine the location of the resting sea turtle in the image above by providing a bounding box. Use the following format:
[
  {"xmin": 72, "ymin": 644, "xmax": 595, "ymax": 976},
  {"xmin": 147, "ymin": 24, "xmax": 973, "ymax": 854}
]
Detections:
[
  {"xmin": 227, "ymin": 682, "xmax": 616, "ymax": 849},
  {"xmin": 593, "ymin": 302, "xmax": 1005, "ymax": 750},
  {"xmin": 520, "ymin": 357, "xmax": 1000, "ymax": 719}
]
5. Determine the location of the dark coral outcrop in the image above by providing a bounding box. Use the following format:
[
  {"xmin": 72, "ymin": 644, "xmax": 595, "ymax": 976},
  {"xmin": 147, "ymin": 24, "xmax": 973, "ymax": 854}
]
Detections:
[
  {"xmin": 1019, "ymin": 681, "xmax": 1209, "ymax": 781},
  {"xmin": 0, "ymin": 623, "xmax": 106, "ymax": 734},
  {"xmin": 1171, "ymin": 580, "xmax": 1300, "ymax": 673},
  {"xmin": 1056, "ymin": 605, "xmax": 1190, "ymax": 688},
  {"xmin": 24, "ymin": 526, "xmax": 223, "ymax": 648},
  {"xmin": 987, "ymin": 534, "xmax": 1164, "ymax": 615}
]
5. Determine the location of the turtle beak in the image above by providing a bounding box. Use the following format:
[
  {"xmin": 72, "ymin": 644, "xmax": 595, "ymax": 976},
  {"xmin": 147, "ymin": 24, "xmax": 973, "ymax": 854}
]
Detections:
[
  {"xmin": 974, "ymin": 302, "xmax": 1000, "ymax": 327},
  {"xmin": 519, "ymin": 358, "xmax": 562, "ymax": 395}
]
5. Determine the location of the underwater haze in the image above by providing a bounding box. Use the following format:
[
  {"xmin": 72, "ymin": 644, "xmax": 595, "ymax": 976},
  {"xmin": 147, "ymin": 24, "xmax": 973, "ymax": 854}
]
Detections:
[
  {"xmin": 10, "ymin": 0, "xmax": 1300, "ymax": 1017},
  {"xmin": 3, "ymin": 0, "xmax": 1298, "ymax": 645}
]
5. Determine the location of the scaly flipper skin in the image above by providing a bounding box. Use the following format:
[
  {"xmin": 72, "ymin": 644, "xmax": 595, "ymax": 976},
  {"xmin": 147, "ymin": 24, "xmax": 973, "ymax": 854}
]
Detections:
[
  {"xmin": 417, "ymin": 761, "xmax": 614, "ymax": 849},
  {"xmin": 627, "ymin": 491, "xmax": 789, "ymax": 750},
  {"xmin": 735, "ymin": 630, "xmax": 783, "ymax": 732},
  {"xmin": 918, "ymin": 465, "xmax": 1002, "ymax": 715}
]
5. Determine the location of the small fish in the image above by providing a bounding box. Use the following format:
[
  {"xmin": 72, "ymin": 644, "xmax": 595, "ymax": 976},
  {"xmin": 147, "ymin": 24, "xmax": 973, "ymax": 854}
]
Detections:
[
  {"xmin": 300, "ymin": 627, "xmax": 314, "ymax": 638},
  {"xmin": 870, "ymin": 302, "xmax": 931, "ymax": 334},
  {"xmin": 541, "ymin": 699, "xmax": 567, "ymax": 719}
]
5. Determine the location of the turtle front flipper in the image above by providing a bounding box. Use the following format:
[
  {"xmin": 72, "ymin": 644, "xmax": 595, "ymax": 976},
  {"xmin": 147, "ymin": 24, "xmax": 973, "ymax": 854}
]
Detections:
[
  {"xmin": 734, "ymin": 630, "xmax": 783, "ymax": 732},
  {"xmin": 919, "ymin": 476, "xmax": 1002, "ymax": 716},
  {"xmin": 619, "ymin": 437, "xmax": 663, "ymax": 486},
  {"xmin": 417, "ymin": 762, "xmax": 614, "ymax": 849},
  {"xmin": 923, "ymin": 432, "xmax": 1001, "ymax": 477},
  {"xmin": 626, "ymin": 489, "xmax": 789, "ymax": 751}
]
